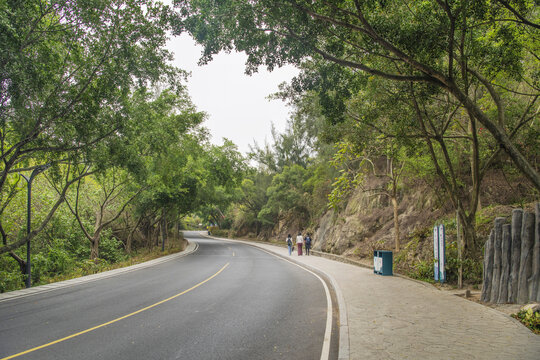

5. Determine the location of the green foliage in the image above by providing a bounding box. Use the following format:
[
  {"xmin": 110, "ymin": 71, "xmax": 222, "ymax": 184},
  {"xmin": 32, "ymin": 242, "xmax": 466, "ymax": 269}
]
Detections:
[
  {"xmin": 512, "ymin": 309, "xmax": 540, "ymax": 335},
  {"xmin": 98, "ymin": 231, "xmax": 127, "ymax": 264},
  {"xmin": 258, "ymin": 165, "xmax": 310, "ymax": 225},
  {"xmin": 175, "ymin": 0, "xmax": 540, "ymax": 193},
  {"xmin": 303, "ymin": 160, "xmax": 336, "ymax": 220},
  {"xmin": 328, "ymin": 141, "xmax": 362, "ymax": 210},
  {"xmin": 408, "ymin": 260, "xmax": 435, "ymax": 283},
  {"xmin": 444, "ymin": 241, "xmax": 483, "ymax": 285},
  {"xmin": 0, "ymin": 0, "xmax": 185, "ymax": 257},
  {"xmin": 0, "ymin": 266, "xmax": 24, "ymax": 293}
]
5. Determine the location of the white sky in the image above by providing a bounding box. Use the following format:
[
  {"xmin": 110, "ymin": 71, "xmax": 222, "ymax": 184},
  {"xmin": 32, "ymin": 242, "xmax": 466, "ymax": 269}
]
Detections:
[{"xmin": 166, "ymin": 33, "xmax": 299, "ymax": 155}]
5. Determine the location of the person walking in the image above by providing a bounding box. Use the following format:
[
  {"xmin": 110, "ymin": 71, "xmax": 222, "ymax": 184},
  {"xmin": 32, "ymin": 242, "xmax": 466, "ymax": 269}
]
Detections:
[
  {"xmin": 286, "ymin": 234, "xmax": 293, "ymax": 256},
  {"xmin": 304, "ymin": 233, "xmax": 312, "ymax": 256},
  {"xmin": 296, "ymin": 232, "xmax": 303, "ymax": 256}
]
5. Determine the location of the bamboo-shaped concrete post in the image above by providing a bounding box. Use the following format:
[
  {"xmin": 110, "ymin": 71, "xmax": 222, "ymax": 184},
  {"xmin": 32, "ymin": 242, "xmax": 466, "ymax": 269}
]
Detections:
[
  {"xmin": 497, "ymin": 224, "xmax": 511, "ymax": 303},
  {"xmin": 508, "ymin": 209, "xmax": 523, "ymax": 303},
  {"xmin": 531, "ymin": 203, "xmax": 540, "ymax": 302},
  {"xmin": 517, "ymin": 211, "xmax": 535, "ymax": 304},
  {"xmin": 490, "ymin": 218, "xmax": 505, "ymax": 302},
  {"xmin": 481, "ymin": 230, "xmax": 494, "ymax": 302}
]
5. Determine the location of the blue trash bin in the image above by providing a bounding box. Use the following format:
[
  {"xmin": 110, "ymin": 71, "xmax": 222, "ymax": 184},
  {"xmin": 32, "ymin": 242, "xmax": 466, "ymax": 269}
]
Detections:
[{"xmin": 373, "ymin": 250, "xmax": 393, "ymax": 276}]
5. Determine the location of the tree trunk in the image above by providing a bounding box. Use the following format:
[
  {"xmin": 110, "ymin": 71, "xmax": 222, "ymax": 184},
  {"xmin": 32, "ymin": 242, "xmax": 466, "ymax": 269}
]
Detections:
[
  {"xmin": 457, "ymin": 208, "xmax": 463, "ymax": 289},
  {"xmin": 126, "ymin": 232, "xmax": 133, "ymax": 254},
  {"xmin": 161, "ymin": 216, "xmax": 167, "ymax": 252},
  {"xmin": 90, "ymin": 238, "xmax": 99, "ymax": 261},
  {"xmin": 449, "ymin": 84, "xmax": 540, "ymax": 191},
  {"xmin": 459, "ymin": 210, "xmax": 478, "ymax": 258}
]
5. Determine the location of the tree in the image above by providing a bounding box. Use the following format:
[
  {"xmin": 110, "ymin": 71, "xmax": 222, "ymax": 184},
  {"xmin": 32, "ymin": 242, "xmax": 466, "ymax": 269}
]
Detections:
[
  {"xmin": 173, "ymin": 0, "xmax": 540, "ymax": 190},
  {"xmin": 63, "ymin": 168, "xmax": 143, "ymax": 260},
  {"xmin": 235, "ymin": 171, "xmax": 272, "ymax": 234},
  {"xmin": 258, "ymin": 164, "xmax": 310, "ymax": 226},
  {"xmin": 250, "ymin": 90, "xmax": 327, "ymax": 172},
  {"xmin": 0, "ymin": 0, "xmax": 179, "ymax": 255}
]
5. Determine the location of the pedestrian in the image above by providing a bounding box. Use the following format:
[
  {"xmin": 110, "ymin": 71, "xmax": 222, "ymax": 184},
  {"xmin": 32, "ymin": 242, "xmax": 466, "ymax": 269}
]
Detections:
[
  {"xmin": 296, "ymin": 232, "xmax": 303, "ymax": 255},
  {"xmin": 286, "ymin": 234, "xmax": 293, "ymax": 256},
  {"xmin": 304, "ymin": 233, "xmax": 312, "ymax": 256}
]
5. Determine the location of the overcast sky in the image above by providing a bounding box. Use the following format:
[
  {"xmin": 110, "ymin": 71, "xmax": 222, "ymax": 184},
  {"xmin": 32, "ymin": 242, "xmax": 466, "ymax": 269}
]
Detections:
[{"xmin": 166, "ymin": 33, "xmax": 300, "ymax": 155}]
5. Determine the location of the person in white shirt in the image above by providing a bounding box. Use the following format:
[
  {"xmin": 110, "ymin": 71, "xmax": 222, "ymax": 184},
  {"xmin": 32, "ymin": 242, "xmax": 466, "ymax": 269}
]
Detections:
[{"xmin": 296, "ymin": 232, "xmax": 303, "ymax": 256}]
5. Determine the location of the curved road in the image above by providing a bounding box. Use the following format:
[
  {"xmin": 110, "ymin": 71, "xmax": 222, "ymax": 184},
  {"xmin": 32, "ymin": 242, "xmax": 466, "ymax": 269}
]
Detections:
[{"xmin": 0, "ymin": 232, "xmax": 337, "ymax": 359}]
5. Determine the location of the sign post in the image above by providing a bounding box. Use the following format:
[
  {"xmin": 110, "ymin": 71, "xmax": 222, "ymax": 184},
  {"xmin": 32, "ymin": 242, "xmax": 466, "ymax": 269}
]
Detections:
[
  {"xmin": 433, "ymin": 224, "xmax": 446, "ymax": 283},
  {"xmin": 438, "ymin": 224, "xmax": 446, "ymax": 283},
  {"xmin": 433, "ymin": 226, "xmax": 439, "ymax": 282}
]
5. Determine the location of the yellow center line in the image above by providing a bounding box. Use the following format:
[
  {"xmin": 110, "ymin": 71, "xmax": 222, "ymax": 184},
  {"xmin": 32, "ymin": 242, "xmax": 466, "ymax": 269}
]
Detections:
[{"xmin": 1, "ymin": 262, "xmax": 230, "ymax": 360}]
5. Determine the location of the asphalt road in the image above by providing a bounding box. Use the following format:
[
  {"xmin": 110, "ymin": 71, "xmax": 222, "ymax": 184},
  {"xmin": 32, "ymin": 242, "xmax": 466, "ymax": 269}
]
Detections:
[{"xmin": 0, "ymin": 232, "xmax": 336, "ymax": 360}]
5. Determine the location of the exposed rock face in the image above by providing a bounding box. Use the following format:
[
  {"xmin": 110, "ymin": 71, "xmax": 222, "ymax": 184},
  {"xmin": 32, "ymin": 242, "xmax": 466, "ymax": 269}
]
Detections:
[{"xmin": 312, "ymin": 176, "xmax": 443, "ymax": 259}]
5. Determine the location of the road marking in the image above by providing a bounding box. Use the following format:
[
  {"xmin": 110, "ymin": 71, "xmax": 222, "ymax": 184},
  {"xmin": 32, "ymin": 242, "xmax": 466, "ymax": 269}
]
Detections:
[
  {"xmin": 248, "ymin": 247, "xmax": 333, "ymax": 360},
  {"xmin": 279, "ymin": 257, "xmax": 333, "ymax": 360},
  {"xmin": 1, "ymin": 262, "xmax": 230, "ymax": 360}
]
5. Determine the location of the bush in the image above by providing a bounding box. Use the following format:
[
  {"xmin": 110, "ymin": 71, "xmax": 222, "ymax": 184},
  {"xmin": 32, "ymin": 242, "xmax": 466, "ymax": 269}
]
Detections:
[
  {"xmin": 512, "ymin": 309, "xmax": 540, "ymax": 334},
  {"xmin": 31, "ymin": 253, "xmax": 48, "ymax": 284},
  {"xmin": 0, "ymin": 269, "xmax": 24, "ymax": 293},
  {"xmin": 30, "ymin": 245, "xmax": 75, "ymax": 284},
  {"xmin": 445, "ymin": 240, "xmax": 483, "ymax": 285},
  {"xmin": 99, "ymin": 233, "xmax": 126, "ymax": 263},
  {"xmin": 46, "ymin": 245, "xmax": 75, "ymax": 274},
  {"xmin": 407, "ymin": 260, "xmax": 435, "ymax": 282}
]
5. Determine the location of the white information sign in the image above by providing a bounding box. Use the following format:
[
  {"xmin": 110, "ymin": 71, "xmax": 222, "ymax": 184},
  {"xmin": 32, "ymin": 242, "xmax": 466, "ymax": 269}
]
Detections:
[
  {"xmin": 374, "ymin": 256, "xmax": 383, "ymax": 273},
  {"xmin": 433, "ymin": 226, "xmax": 439, "ymax": 281},
  {"xmin": 438, "ymin": 224, "xmax": 446, "ymax": 282}
]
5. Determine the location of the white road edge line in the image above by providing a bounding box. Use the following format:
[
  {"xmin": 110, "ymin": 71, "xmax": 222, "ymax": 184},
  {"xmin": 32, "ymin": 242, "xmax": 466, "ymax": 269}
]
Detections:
[
  {"xmin": 273, "ymin": 252, "xmax": 333, "ymax": 360},
  {"xmin": 204, "ymin": 235, "xmax": 333, "ymax": 360}
]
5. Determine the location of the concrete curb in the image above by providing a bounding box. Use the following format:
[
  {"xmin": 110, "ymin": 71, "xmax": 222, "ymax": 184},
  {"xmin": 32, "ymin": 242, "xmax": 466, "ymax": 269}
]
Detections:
[
  {"xmin": 207, "ymin": 234, "xmax": 350, "ymax": 360},
  {"xmin": 0, "ymin": 241, "xmax": 198, "ymax": 303}
]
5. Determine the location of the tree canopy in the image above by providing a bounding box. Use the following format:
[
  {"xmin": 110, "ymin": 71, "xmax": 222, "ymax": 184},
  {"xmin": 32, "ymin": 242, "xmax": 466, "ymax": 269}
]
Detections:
[{"xmin": 173, "ymin": 0, "xmax": 540, "ymax": 189}]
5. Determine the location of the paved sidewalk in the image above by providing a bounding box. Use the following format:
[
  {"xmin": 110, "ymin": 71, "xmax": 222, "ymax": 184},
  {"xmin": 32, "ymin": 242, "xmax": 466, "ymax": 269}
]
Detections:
[{"xmin": 230, "ymin": 239, "xmax": 540, "ymax": 360}]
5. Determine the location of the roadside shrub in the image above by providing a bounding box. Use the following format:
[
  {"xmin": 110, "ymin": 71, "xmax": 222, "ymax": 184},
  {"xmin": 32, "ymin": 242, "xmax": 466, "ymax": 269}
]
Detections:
[
  {"xmin": 211, "ymin": 229, "xmax": 230, "ymax": 238},
  {"xmin": 0, "ymin": 269, "xmax": 24, "ymax": 293},
  {"xmin": 99, "ymin": 232, "xmax": 126, "ymax": 263},
  {"xmin": 407, "ymin": 260, "xmax": 434, "ymax": 282},
  {"xmin": 445, "ymin": 241, "xmax": 483, "ymax": 285},
  {"xmin": 512, "ymin": 309, "xmax": 540, "ymax": 334},
  {"xmin": 30, "ymin": 253, "xmax": 48, "ymax": 284},
  {"xmin": 46, "ymin": 245, "xmax": 74, "ymax": 274}
]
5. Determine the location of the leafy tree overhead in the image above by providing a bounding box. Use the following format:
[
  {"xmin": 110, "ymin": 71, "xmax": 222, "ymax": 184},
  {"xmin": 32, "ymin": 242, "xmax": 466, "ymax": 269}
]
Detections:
[
  {"xmin": 173, "ymin": 0, "xmax": 540, "ymax": 190},
  {"xmin": 0, "ymin": 0, "xmax": 180, "ymax": 255}
]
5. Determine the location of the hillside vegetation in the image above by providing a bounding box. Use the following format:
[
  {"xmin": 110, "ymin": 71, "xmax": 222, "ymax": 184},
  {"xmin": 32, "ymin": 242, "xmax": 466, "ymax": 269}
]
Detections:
[
  {"xmin": 1, "ymin": 1, "xmax": 538, "ymax": 292},
  {"xmin": 177, "ymin": 0, "xmax": 540, "ymax": 286}
]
